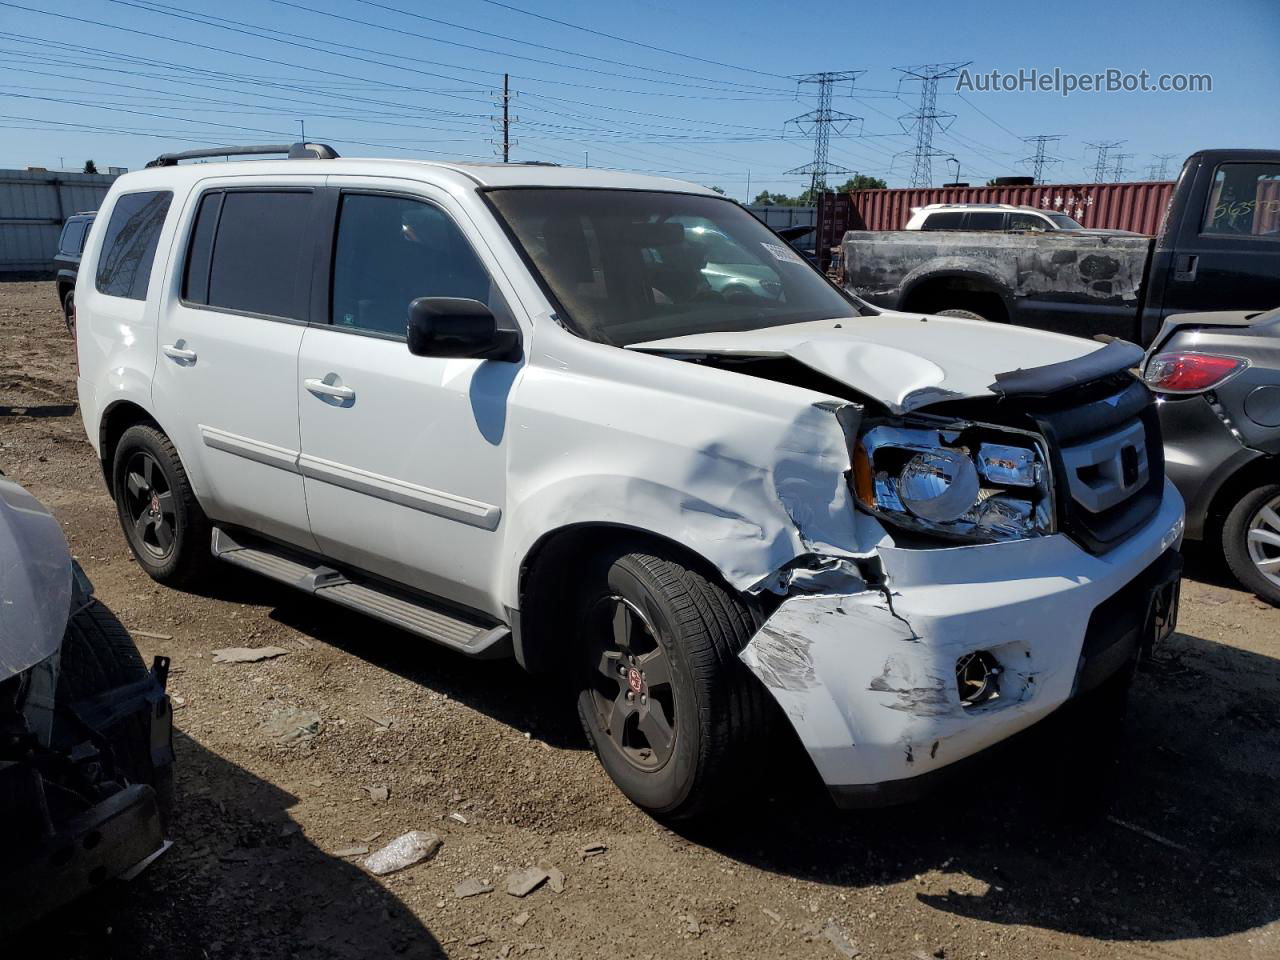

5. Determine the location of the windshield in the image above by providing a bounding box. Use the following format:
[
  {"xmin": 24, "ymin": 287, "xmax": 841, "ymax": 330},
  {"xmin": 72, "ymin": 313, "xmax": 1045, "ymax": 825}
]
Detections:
[
  {"xmin": 1048, "ymin": 213, "xmax": 1083, "ymax": 229},
  {"xmin": 486, "ymin": 188, "xmax": 866, "ymax": 346}
]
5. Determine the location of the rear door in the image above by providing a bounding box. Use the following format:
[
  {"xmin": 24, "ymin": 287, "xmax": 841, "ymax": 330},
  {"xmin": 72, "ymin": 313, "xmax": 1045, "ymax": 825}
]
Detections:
[
  {"xmin": 1157, "ymin": 158, "xmax": 1280, "ymax": 318},
  {"xmin": 152, "ymin": 179, "xmax": 325, "ymax": 549}
]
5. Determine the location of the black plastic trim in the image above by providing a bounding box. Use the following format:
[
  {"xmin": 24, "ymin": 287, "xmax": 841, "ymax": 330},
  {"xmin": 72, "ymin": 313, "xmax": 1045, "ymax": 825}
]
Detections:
[{"xmin": 990, "ymin": 339, "xmax": 1145, "ymax": 398}]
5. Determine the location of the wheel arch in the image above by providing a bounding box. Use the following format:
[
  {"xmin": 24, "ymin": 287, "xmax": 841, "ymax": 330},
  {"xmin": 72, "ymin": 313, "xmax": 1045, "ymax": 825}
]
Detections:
[
  {"xmin": 899, "ymin": 267, "xmax": 1014, "ymax": 323},
  {"xmin": 97, "ymin": 400, "xmax": 164, "ymax": 495},
  {"xmin": 512, "ymin": 522, "xmax": 771, "ymax": 674},
  {"xmin": 1200, "ymin": 451, "xmax": 1279, "ymax": 544}
]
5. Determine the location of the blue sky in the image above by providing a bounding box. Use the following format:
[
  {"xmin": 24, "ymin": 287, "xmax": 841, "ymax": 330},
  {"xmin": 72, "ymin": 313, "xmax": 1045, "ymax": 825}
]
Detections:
[{"xmin": 0, "ymin": 0, "xmax": 1275, "ymax": 198}]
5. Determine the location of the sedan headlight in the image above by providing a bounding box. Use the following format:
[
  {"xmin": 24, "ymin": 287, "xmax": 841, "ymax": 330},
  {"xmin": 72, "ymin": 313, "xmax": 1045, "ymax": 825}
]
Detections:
[{"xmin": 851, "ymin": 418, "xmax": 1055, "ymax": 543}]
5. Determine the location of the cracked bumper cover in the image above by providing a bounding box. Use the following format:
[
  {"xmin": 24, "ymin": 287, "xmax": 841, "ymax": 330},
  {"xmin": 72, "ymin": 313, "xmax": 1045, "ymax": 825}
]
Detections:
[{"xmin": 740, "ymin": 479, "xmax": 1184, "ymax": 806}]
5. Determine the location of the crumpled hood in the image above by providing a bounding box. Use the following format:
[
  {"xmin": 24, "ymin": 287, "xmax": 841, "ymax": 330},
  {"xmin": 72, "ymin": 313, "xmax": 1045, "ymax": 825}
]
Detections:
[
  {"xmin": 0, "ymin": 475, "xmax": 71, "ymax": 679},
  {"xmin": 627, "ymin": 310, "xmax": 1102, "ymax": 412}
]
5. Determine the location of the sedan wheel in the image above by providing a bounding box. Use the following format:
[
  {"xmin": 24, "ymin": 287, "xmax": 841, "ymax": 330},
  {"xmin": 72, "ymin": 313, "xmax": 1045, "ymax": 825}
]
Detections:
[
  {"xmin": 1244, "ymin": 494, "xmax": 1280, "ymax": 590},
  {"xmin": 1223, "ymin": 482, "xmax": 1280, "ymax": 606}
]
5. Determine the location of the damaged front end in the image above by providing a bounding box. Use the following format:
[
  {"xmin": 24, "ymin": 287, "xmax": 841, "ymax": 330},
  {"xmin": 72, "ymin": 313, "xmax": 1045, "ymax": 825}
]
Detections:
[{"xmin": 727, "ymin": 339, "xmax": 1185, "ymax": 807}]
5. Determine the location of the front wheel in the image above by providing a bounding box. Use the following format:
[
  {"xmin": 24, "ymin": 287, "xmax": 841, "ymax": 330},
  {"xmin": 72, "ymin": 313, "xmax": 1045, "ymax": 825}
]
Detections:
[
  {"xmin": 62, "ymin": 288, "xmax": 75, "ymax": 336},
  {"xmin": 574, "ymin": 548, "xmax": 768, "ymax": 820},
  {"xmin": 1222, "ymin": 483, "xmax": 1280, "ymax": 605},
  {"xmin": 112, "ymin": 424, "xmax": 213, "ymax": 586}
]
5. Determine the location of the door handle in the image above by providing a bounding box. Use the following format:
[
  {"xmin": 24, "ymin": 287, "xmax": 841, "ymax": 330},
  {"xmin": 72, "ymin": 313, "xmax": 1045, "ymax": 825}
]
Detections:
[
  {"xmin": 161, "ymin": 343, "xmax": 197, "ymax": 363},
  {"xmin": 304, "ymin": 377, "xmax": 355, "ymax": 402},
  {"xmin": 1173, "ymin": 254, "xmax": 1198, "ymax": 282}
]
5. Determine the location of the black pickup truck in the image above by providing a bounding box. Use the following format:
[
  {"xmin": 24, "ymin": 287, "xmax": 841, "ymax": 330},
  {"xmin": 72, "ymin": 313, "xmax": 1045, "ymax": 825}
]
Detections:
[
  {"xmin": 52, "ymin": 211, "xmax": 95, "ymax": 332},
  {"xmin": 841, "ymin": 149, "xmax": 1280, "ymax": 345}
]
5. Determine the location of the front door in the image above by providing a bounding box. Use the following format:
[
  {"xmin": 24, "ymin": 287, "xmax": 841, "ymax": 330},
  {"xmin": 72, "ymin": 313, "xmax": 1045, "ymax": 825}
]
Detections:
[
  {"xmin": 153, "ymin": 182, "xmax": 324, "ymax": 549},
  {"xmin": 297, "ymin": 185, "xmax": 522, "ymax": 616}
]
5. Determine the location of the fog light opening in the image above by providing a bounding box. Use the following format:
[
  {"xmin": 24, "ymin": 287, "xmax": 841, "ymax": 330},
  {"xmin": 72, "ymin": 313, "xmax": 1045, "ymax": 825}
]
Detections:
[{"xmin": 956, "ymin": 650, "xmax": 1002, "ymax": 707}]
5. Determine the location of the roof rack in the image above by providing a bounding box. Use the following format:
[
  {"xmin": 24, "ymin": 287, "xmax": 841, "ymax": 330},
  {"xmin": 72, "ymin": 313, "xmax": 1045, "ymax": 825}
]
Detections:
[{"xmin": 145, "ymin": 142, "xmax": 340, "ymax": 168}]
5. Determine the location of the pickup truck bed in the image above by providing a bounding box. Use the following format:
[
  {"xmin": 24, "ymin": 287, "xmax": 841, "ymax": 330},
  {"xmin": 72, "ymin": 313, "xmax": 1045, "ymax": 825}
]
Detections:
[{"xmin": 843, "ymin": 229, "xmax": 1153, "ymax": 341}]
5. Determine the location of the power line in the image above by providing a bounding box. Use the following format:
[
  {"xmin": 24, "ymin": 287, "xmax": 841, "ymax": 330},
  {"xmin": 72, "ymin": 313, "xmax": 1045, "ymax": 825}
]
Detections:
[
  {"xmin": 896, "ymin": 62, "xmax": 972, "ymax": 187},
  {"xmin": 1020, "ymin": 134, "xmax": 1064, "ymax": 183},
  {"xmin": 469, "ymin": 0, "xmax": 789, "ymax": 82},
  {"xmin": 783, "ymin": 71, "xmax": 863, "ymax": 198},
  {"xmin": 1085, "ymin": 140, "xmax": 1125, "ymax": 183}
]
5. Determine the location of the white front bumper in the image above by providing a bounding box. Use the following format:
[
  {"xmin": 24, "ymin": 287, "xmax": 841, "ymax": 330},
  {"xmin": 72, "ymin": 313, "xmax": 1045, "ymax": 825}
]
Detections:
[{"xmin": 740, "ymin": 480, "xmax": 1185, "ymax": 801}]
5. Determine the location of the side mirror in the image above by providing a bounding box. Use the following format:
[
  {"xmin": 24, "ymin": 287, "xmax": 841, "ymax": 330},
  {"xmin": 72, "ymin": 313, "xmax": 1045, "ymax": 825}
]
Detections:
[{"xmin": 406, "ymin": 297, "xmax": 522, "ymax": 362}]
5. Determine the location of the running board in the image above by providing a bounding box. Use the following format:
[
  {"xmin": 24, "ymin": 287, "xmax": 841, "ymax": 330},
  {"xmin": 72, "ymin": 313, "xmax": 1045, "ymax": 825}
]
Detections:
[{"xmin": 210, "ymin": 528, "xmax": 511, "ymax": 658}]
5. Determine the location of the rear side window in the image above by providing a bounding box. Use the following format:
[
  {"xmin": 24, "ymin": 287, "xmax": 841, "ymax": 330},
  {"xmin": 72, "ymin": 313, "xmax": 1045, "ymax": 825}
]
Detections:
[
  {"xmin": 920, "ymin": 211, "xmax": 963, "ymax": 230},
  {"xmin": 1202, "ymin": 162, "xmax": 1280, "ymax": 236},
  {"xmin": 184, "ymin": 190, "xmax": 314, "ymax": 320},
  {"xmin": 1008, "ymin": 212, "xmax": 1050, "ymax": 232},
  {"xmin": 95, "ymin": 191, "xmax": 172, "ymax": 299},
  {"xmin": 58, "ymin": 219, "xmax": 87, "ymax": 255},
  {"xmin": 963, "ymin": 212, "xmax": 1005, "ymax": 230}
]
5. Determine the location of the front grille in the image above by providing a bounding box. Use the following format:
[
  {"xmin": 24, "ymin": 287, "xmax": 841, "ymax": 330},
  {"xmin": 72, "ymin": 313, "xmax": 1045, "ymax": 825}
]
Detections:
[{"xmin": 1018, "ymin": 376, "xmax": 1164, "ymax": 554}]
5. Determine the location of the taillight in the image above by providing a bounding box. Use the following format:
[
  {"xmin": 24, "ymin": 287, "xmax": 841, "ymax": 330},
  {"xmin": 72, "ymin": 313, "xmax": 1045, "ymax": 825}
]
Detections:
[{"xmin": 1143, "ymin": 352, "xmax": 1246, "ymax": 393}]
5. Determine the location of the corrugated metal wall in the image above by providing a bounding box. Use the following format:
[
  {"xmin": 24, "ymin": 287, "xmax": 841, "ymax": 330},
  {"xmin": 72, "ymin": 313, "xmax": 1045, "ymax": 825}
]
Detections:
[
  {"xmin": 844, "ymin": 180, "xmax": 1176, "ymax": 235},
  {"xmin": 744, "ymin": 204, "xmax": 818, "ymax": 230},
  {"xmin": 0, "ymin": 169, "xmax": 119, "ymax": 278}
]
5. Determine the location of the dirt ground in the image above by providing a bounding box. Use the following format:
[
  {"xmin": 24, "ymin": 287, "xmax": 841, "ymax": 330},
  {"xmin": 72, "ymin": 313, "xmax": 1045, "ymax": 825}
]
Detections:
[{"xmin": 2, "ymin": 280, "xmax": 1278, "ymax": 960}]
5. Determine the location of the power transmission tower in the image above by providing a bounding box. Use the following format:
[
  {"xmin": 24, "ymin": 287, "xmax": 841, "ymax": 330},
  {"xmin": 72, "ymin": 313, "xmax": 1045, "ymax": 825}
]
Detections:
[
  {"xmin": 784, "ymin": 71, "xmax": 864, "ymax": 200},
  {"xmin": 1085, "ymin": 140, "xmax": 1124, "ymax": 183},
  {"xmin": 1020, "ymin": 134, "xmax": 1063, "ymax": 183},
  {"xmin": 895, "ymin": 62, "xmax": 972, "ymax": 188},
  {"xmin": 1146, "ymin": 153, "xmax": 1176, "ymax": 180},
  {"xmin": 1111, "ymin": 152, "xmax": 1134, "ymax": 182},
  {"xmin": 491, "ymin": 73, "xmax": 517, "ymax": 162}
]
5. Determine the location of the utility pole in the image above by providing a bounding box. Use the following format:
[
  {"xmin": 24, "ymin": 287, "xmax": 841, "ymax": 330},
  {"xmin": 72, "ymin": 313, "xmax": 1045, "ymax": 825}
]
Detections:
[
  {"xmin": 491, "ymin": 74, "xmax": 517, "ymax": 162},
  {"xmin": 502, "ymin": 73, "xmax": 510, "ymax": 163},
  {"xmin": 745, "ymin": 169, "xmax": 751, "ymax": 203},
  {"xmin": 1111, "ymin": 152, "xmax": 1134, "ymax": 182},
  {"xmin": 1085, "ymin": 140, "xmax": 1124, "ymax": 183},
  {"xmin": 1147, "ymin": 153, "xmax": 1176, "ymax": 180},
  {"xmin": 896, "ymin": 62, "xmax": 972, "ymax": 188},
  {"xmin": 299, "ymin": 119, "xmax": 305, "ymax": 143},
  {"xmin": 784, "ymin": 71, "xmax": 864, "ymax": 201},
  {"xmin": 1020, "ymin": 134, "xmax": 1063, "ymax": 183}
]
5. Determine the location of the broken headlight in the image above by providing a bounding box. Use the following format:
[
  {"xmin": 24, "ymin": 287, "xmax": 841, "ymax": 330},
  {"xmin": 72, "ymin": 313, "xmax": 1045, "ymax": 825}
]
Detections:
[{"xmin": 851, "ymin": 418, "xmax": 1055, "ymax": 544}]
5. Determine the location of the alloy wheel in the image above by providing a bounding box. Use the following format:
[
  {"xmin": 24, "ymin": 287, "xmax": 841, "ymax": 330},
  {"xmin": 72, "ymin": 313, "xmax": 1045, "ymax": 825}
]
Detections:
[
  {"xmin": 1246, "ymin": 494, "xmax": 1280, "ymax": 590},
  {"xmin": 122, "ymin": 451, "xmax": 177, "ymax": 560},
  {"xmin": 585, "ymin": 595, "xmax": 677, "ymax": 771}
]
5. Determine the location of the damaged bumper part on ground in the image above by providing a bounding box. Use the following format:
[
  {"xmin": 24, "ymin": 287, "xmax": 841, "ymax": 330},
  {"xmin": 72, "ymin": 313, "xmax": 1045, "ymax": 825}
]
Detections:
[{"xmin": 739, "ymin": 483, "xmax": 1184, "ymax": 807}]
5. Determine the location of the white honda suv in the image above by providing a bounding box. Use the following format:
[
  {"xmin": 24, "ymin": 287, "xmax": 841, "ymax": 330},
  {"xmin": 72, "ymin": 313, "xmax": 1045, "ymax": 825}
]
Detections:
[{"xmin": 75, "ymin": 143, "xmax": 1184, "ymax": 817}]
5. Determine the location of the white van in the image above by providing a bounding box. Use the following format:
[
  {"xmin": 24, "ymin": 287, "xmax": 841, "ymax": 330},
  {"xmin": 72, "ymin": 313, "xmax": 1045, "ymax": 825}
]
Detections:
[{"xmin": 75, "ymin": 143, "xmax": 1184, "ymax": 817}]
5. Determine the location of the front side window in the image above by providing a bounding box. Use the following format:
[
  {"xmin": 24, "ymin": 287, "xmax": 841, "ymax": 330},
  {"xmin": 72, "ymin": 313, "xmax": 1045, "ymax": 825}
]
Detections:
[
  {"xmin": 95, "ymin": 191, "xmax": 172, "ymax": 299},
  {"xmin": 1202, "ymin": 163, "xmax": 1280, "ymax": 236},
  {"xmin": 330, "ymin": 193, "xmax": 496, "ymax": 337},
  {"xmin": 487, "ymin": 189, "xmax": 864, "ymax": 346},
  {"xmin": 1008, "ymin": 213, "xmax": 1050, "ymax": 232}
]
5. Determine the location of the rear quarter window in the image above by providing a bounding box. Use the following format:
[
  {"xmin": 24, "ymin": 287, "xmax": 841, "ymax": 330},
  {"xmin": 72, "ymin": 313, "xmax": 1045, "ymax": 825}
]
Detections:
[{"xmin": 95, "ymin": 191, "xmax": 172, "ymax": 299}]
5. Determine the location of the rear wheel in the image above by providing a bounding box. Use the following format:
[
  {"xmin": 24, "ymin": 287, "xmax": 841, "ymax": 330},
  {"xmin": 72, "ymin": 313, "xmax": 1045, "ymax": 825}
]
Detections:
[
  {"xmin": 574, "ymin": 548, "xmax": 768, "ymax": 819},
  {"xmin": 111, "ymin": 424, "xmax": 213, "ymax": 586},
  {"xmin": 61, "ymin": 288, "xmax": 75, "ymax": 336},
  {"xmin": 1222, "ymin": 483, "xmax": 1280, "ymax": 606}
]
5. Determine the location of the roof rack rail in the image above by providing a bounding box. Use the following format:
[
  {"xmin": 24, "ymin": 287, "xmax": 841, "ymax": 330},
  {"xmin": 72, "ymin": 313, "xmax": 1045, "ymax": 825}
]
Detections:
[{"xmin": 145, "ymin": 142, "xmax": 340, "ymax": 168}]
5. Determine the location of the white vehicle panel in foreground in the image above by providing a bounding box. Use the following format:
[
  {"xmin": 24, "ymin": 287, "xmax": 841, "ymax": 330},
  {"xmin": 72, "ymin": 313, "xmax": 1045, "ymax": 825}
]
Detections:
[{"xmin": 0, "ymin": 475, "xmax": 71, "ymax": 678}]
